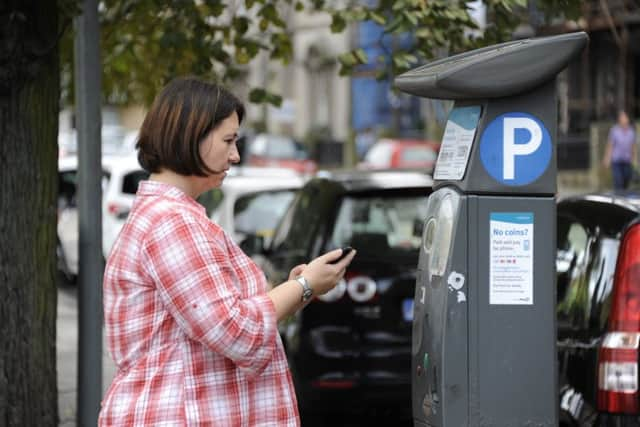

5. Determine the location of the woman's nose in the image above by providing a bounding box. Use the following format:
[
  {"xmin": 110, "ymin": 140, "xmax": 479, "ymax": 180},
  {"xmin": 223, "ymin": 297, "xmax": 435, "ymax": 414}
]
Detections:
[{"xmin": 230, "ymin": 143, "xmax": 241, "ymax": 164}]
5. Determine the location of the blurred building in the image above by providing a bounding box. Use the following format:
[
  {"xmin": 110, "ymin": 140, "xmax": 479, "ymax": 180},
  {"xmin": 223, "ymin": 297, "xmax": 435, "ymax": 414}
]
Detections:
[
  {"xmin": 527, "ymin": 0, "xmax": 640, "ymax": 189},
  {"xmin": 528, "ymin": 0, "xmax": 640, "ymax": 170},
  {"xmin": 244, "ymin": 7, "xmax": 351, "ymax": 144}
]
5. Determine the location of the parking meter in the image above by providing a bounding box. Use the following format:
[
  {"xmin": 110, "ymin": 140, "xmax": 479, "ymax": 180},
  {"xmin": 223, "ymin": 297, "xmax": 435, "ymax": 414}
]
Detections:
[{"xmin": 395, "ymin": 32, "xmax": 588, "ymax": 426}]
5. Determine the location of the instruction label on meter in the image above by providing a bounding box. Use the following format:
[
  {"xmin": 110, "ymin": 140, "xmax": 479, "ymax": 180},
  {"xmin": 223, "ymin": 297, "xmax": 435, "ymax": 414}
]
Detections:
[
  {"xmin": 489, "ymin": 212, "xmax": 534, "ymax": 305},
  {"xmin": 434, "ymin": 106, "xmax": 481, "ymax": 180}
]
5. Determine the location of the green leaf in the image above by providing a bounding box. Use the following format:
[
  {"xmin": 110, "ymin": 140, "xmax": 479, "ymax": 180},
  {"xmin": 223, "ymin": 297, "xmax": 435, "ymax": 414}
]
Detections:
[
  {"xmin": 248, "ymin": 88, "xmax": 282, "ymax": 106},
  {"xmin": 384, "ymin": 15, "xmax": 403, "ymax": 33},
  {"xmin": 311, "ymin": 0, "xmax": 325, "ymax": 9},
  {"xmin": 249, "ymin": 88, "xmax": 268, "ymax": 103},
  {"xmin": 403, "ymin": 11, "xmax": 418, "ymax": 26},
  {"xmin": 233, "ymin": 16, "xmax": 250, "ymax": 35},
  {"xmin": 331, "ymin": 13, "xmax": 347, "ymax": 33},
  {"xmin": 368, "ymin": 11, "xmax": 386, "ymax": 25},
  {"xmin": 265, "ymin": 92, "xmax": 283, "ymax": 107},
  {"xmin": 208, "ymin": 0, "xmax": 224, "ymax": 17},
  {"xmin": 353, "ymin": 48, "xmax": 367, "ymax": 64},
  {"xmin": 259, "ymin": 18, "xmax": 269, "ymax": 32},
  {"xmin": 375, "ymin": 68, "xmax": 388, "ymax": 81},
  {"xmin": 235, "ymin": 48, "xmax": 250, "ymax": 64}
]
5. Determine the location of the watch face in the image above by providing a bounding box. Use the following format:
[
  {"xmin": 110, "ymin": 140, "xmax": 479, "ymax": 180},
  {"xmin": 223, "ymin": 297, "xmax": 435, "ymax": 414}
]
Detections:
[{"xmin": 303, "ymin": 289, "xmax": 313, "ymax": 301}]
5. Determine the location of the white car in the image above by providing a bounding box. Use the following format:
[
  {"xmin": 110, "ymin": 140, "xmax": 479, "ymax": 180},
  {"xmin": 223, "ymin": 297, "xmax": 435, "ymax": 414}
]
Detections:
[
  {"xmin": 101, "ymin": 154, "xmax": 148, "ymax": 258},
  {"xmin": 198, "ymin": 167, "xmax": 305, "ymax": 244},
  {"xmin": 56, "ymin": 155, "xmax": 114, "ymax": 281},
  {"xmin": 60, "ymin": 156, "xmax": 304, "ymax": 280},
  {"xmin": 102, "ymin": 163, "xmax": 304, "ymax": 258}
]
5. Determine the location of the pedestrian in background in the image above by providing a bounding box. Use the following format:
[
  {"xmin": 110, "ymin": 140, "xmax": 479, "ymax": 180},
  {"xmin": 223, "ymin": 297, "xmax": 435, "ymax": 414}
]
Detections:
[
  {"xmin": 99, "ymin": 76, "xmax": 356, "ymax": 426},
  {"xmin": 603, "ymin": 110, "xmax": 637, "ymax": 190}
]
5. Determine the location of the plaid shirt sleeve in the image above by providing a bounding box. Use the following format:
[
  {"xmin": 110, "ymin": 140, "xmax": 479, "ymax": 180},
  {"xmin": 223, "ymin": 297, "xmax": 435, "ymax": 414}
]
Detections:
[{"xmin": 140, "ymin": 211, "xmax": 278, "ymax": 379}]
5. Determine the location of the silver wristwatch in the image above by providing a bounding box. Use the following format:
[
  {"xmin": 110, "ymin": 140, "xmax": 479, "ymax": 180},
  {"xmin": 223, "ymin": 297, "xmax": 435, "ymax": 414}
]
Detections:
[{"xmin": 296, "ymin": 275, "xmax": 313, "ymax": 302}]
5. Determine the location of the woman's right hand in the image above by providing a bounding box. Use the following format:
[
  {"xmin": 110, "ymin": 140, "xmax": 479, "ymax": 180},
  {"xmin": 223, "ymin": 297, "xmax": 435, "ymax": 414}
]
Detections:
[{"xmin": 300, "ymin": 248, "xmax": 356, "ymax": 296}]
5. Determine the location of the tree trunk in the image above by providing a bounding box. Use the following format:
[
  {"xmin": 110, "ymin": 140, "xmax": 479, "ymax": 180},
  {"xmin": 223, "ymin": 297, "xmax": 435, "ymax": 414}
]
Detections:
[{"xmin": 0, "ymin": 1, "xmax": 60, "ymax": 425}]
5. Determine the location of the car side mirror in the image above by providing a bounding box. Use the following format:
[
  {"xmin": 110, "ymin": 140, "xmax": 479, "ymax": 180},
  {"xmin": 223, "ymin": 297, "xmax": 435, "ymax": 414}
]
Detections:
[{"xmin": 239, "ymin": 233, "xmax": 266, "ymax": 256}]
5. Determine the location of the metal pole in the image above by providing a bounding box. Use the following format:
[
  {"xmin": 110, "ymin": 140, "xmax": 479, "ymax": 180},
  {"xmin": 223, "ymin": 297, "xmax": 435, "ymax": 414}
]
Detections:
[{"xmin": 74, "ymin": 0, "xmax": 103, "ymax": 425}]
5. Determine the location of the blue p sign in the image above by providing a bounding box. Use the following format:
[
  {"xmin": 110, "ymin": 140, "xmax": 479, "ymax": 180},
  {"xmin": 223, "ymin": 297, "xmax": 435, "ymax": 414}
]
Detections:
[{"xmin": 479, "ymin": 112, "xmax": 551, "ymax": 186}]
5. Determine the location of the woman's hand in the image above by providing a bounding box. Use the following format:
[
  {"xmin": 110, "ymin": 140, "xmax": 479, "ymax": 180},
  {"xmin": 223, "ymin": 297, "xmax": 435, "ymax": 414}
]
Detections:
[
  {"xmin": 300, "ymin": 248, "xmax": 357, "ymax": 296},
  {"xmin": 268, "ymin": 249, "xmax": 356, "ymax": 321},
  {"xmin": 288, "ymin": 264, "xmax": 307, "ymax": 281}
]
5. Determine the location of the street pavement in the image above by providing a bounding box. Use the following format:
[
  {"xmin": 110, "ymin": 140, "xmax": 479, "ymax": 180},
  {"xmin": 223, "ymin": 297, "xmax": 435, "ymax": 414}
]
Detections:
[{"xmin": 57, "ymin": 284, "xmax": 116, "ymax": 427}]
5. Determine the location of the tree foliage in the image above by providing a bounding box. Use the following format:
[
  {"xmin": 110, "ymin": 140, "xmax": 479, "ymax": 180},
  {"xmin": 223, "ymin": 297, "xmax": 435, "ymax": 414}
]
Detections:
[{"xmin": 60, "ymin": 0, "xmax": 582, "ymax": 106}]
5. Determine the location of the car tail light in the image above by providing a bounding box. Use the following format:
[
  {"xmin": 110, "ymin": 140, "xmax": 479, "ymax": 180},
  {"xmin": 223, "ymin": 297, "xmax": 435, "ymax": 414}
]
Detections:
[
  {"xmin": 346, "ymin": 275, "xmax": 377, "ymax": 302},
  {"xmin": 107, "ymin": 202, "xmax": 130, "ymax": 220},
  {"xmin": 597, "ymin": 224, "xmax": 640, "ymax": 414}
]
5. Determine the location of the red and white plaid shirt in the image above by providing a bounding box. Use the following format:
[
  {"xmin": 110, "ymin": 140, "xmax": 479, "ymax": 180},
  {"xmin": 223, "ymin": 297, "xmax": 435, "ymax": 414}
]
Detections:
[{"xmin": 99, "ymin": 181, "xmax": 299, "ymax": 426}]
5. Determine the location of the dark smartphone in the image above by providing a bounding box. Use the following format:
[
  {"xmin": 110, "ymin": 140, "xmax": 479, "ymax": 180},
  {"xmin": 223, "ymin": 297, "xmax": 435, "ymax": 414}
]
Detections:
[{"xmin": 330, "ymin": 246, "xmax": 353, "ymax": 264}]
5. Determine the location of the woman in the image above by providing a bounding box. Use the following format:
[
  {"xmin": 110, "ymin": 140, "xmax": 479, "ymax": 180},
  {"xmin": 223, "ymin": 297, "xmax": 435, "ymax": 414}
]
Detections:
[
  {"xmin": 99, "ymin": 77, "xmax": 355, "ymax": 426},
  {"xmin": 603, "ymin": 110, "xmax": 637, "ymax": 190}
]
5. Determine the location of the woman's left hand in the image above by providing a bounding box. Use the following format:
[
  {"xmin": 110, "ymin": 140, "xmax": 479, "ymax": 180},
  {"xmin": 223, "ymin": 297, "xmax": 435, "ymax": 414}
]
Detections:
[{"xmin": 288, "ymin": 264, "xmax": 307, "ymax": 281}]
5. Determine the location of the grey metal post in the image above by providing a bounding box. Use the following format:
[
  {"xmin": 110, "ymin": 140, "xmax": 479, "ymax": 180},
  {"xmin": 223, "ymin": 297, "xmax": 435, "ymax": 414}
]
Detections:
[{"xmin": 74, "ymin": 0, "xmax": 103, "ymax": 425}]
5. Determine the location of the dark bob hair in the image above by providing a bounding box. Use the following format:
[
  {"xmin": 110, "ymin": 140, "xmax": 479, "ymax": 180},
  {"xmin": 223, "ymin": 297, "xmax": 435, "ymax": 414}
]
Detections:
[{"xmin": 136, "ymin": 77, "xmax": 245, "ymax": 176}]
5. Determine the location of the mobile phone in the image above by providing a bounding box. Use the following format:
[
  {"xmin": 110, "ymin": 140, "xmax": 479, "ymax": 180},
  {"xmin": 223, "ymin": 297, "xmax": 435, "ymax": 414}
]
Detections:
[{"xmin": 330, "ymin": 246, "xmax": 353, "ymax": 264}]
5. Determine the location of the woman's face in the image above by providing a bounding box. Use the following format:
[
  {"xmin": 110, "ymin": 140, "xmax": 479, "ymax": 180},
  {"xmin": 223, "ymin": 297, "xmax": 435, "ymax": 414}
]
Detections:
[
  {"xmin": 619, "ymin": 112, "xmax": 629, "ymax": 127},
  {"xmin": 196, "ymin": 111, "xmax": 241, "ymax": 192}
]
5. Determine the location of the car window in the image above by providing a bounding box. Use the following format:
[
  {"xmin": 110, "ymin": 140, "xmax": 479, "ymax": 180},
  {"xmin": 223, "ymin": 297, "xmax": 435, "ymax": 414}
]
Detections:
[
  {"xmin": 58, "ymin": 171, "xmax": 78, "ymax": 209},
  {"xmin": 121, "ymin": 170, "xmax": 150, "ymax": 195},
  {"xmin": 58, "ymin": 169, "xmax": 110, "ymax": 209},
  {"xmin": 233, "ymin": 190, "xmax": 297, "ymax": 237},
  {"xmin": 270, "ymin": 185, "xmax": 324, "ymax": 254},
  {"xmin": 400, "ymin": 147, "xmax": 437, "ymax": 163},
  {"xmin": 197, "ymin": 189, "xmax": 224, "ymax": 217},
  {"xmin": 265, "ymin": 136, "xmax": 299, "ymax": 159},
  {"xmin": 328, "ymin": 193, "xmax": 429, "ymax": 260},
  {"xmin": 249, "ymin": 136, "xmax": 267, "ymax": 156},
  {"xmin": 557, "ymin": 214, "xmax": 618, "ymax": 335}
]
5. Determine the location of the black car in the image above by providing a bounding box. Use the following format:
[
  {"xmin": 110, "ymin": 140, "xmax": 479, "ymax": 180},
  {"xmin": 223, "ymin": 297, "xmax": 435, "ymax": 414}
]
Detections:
[
  {"xmin": 557, "ymin": 192, "xmax": 640, "ymax": 426},
  {"xmin": 250, "ymin": 170, "xmax": 433, "ymax": 421}
]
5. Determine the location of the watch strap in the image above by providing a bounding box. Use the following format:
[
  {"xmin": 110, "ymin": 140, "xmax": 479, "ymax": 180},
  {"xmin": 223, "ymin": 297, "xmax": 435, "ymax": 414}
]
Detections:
[{"xmin": 295, "ymin": 276, "xmax": 313, "ymax": 302}]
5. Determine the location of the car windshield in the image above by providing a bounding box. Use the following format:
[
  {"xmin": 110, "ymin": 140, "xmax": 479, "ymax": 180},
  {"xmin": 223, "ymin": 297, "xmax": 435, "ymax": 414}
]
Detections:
[
  {"xmin": 328, "ymin": 193, "xmax": 428, "ymax": 259},
  {"xmin": 250, "ymin": 134, "xmax": 308, "ymax": 160},
  {"xmin": 234, "ymin": 190, "xmax": 297, "ymax": 236},
  {"xmin": 401, "ymin": 146, "xmax": 437, "ymax": 163},
  {"xmin": 268, "ymin": 138, "xmax": 307, "ymax": 160}
]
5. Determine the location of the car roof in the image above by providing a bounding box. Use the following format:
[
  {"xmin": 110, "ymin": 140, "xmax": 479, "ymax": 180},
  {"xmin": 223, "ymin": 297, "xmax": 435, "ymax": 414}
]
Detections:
[
  {"xmin": 558, "ymin": 191, "xmax": 640, "ymax": 214},
  {"xmin": 313, "ymin": 169, "xmax": 433, "ymax": 191},
  {"xmin": 221, "ymin": 174, "xmax": 304, "ymax": 192},
  {"xmin": 58, "ymin": 153, "xmax": 143, "ymax": 174},
  {"xmin": 228, "ymin": 165, "xmax": 301, "ymax": 178},
  {"xmin": 378, "ymin": 138, "xmax": 438, "ymax": 146},
  {"xmin": 101, "ymin": 153, "xmax": 144, "ymax": 174}
]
